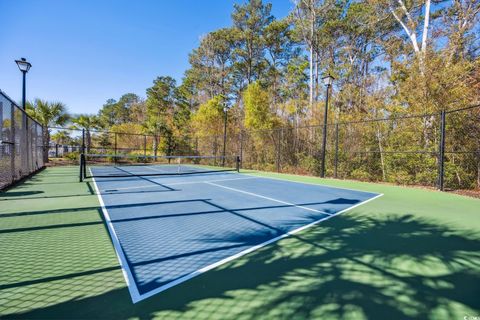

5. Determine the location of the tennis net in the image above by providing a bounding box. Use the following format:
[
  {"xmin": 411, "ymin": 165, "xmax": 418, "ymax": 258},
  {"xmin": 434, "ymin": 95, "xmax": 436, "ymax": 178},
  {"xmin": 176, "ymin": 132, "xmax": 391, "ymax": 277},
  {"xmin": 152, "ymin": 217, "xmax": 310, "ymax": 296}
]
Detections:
[{"xmin": 80, "ymin": 154, "xmax": 240, "ymax": 180}]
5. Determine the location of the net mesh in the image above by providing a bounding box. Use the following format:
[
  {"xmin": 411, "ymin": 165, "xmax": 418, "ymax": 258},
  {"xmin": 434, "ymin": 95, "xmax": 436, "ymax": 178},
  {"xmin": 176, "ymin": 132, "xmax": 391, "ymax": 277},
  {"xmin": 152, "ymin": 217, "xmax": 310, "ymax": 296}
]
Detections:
[{"xmin": 82, "ymin": 154, "xmax": 240, "ymax": 178}]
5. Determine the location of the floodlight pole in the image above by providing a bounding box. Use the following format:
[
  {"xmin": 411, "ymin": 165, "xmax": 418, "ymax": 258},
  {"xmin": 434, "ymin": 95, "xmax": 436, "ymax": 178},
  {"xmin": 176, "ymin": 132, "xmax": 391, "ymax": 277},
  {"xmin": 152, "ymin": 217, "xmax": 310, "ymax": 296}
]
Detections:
[
  {"xmin": 15, "ymin": 58, "xmax": 32, "ymax": 110},
  {"xmin": 21, "ymin": 71, "xmax": 26, "ymax": 110},
  {"xmin": 15, "ymin": 58, "xmax": 32, "ymax": 167},
  {"xmin": 320, "ymin": 75, "xmax": 334, "ymax": 178}
]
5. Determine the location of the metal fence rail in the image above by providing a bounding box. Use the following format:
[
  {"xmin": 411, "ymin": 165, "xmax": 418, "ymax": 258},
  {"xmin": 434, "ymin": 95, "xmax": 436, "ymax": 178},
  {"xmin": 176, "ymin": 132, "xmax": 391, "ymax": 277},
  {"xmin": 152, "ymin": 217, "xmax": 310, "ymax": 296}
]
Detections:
[
  {"xmin": 0, "ymin": 90, "xmax": 45, "ymax": 189},
  {"xmin": 48, "ymin": 104, "xmax": 480, "ymax": 192},
  {"xmin": 215, "ymin": 105, "xmax": 479, "ymax": 191}
]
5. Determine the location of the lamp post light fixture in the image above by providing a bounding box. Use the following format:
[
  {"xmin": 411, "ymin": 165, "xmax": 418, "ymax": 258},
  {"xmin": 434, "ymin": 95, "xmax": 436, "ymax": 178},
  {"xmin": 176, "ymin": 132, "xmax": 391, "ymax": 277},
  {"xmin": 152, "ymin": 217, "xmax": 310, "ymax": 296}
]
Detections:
[
  {"xmin": 15, "ymin": 58, "xmax": 32, "ymax": 110},
  {"xmin": 320, "ymin": 73, "xmax": 335, "ymax": 178}
]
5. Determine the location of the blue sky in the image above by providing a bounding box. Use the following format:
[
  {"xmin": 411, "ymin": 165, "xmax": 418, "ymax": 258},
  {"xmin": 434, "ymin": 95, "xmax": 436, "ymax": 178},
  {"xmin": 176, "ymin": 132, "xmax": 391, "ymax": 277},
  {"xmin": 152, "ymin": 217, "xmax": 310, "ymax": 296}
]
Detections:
[{"xmin": 0, "ymin": 0, "xmax": 292, "ymax": 114}]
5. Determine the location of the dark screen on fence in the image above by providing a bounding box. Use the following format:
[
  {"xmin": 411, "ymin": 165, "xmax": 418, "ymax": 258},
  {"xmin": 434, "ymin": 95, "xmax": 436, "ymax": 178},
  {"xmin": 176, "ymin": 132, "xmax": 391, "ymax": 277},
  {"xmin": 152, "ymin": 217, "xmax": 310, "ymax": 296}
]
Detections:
[{"xmin": 0, "ymin": 90, "xmax": 45, "ymax": 189}]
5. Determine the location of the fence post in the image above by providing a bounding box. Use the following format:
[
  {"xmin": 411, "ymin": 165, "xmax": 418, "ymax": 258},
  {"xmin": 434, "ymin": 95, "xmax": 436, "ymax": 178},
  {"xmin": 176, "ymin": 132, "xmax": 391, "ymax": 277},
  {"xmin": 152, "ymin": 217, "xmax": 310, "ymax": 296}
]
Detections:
[
  {"xmin": 276, "ymin": 129, "xmax": 281, "ymax": 173},
  {"xmin": 334, "ymin": 123, "xmax": 339, "ymax": 178},
  {"xmin": 438, "ymin": 110, "xmax": 446, "ymax": 191},
  {"xmin": 114, "ymin": 132, "xmax": 117, "ymax": 164},
  {"xmin": 239, "ymin": 131, "xmax": 244, "ymax": 169},
  {"xmin": 213, "ymin": 136, "xmax": 217, "ymax": 166},
  {"xmin": 143, "ymin": 135, "xmax": 147, "ymax": 157},
  {"xmin": 24, "ymin": 113, "xmax": 29, "ymax": 170},
  {"xmin": 195, "ymin": 137, "xmax": 198, "ymax": 155},
  {"xmin": 154, "ymin": 134, "xmax": 158, "ymax": 160}
]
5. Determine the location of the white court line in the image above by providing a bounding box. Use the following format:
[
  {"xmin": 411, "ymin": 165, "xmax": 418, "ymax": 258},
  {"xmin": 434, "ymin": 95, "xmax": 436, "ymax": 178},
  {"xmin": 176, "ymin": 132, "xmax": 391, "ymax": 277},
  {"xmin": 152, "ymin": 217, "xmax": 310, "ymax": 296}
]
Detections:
[
  {"xmin": 168, "ymin": 176, "xmax": 258, "ymax": 186},
  {"xmin": 102, "ymin": 176, "xmax": 259, "ymax": 192},
  {"xmin": 206, "ymin": 181, "xmax": 332, "ymax": 216},
  {"xmin": 143, "ymin": 166, "xmax": 171, "ymax": 173},
  {"xmin": 104, "ymin": 184, "xmax": 160, "ymax": 191},
  {"xmin": 135, "ymin": 191, "xmax": 384, "ymax": 303},
  {"xmin": 89, "ymin": 169, "xmax": 142, "ymax": 303},
  {"xmin": 242, "ymin": 172, "xmax": 381, "ymax": 194},
  {"xmin": 90, "ymin": 166, "xmax": 383, "ymax": 303}
]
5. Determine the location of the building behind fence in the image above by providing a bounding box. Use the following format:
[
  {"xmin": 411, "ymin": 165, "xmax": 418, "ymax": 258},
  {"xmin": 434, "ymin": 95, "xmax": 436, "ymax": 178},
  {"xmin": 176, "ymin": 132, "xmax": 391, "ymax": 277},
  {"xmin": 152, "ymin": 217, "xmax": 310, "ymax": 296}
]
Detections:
[
  {"xmin": 0, "ymin": 90, "xmax": 45, "ymax": 189},
  {"xmin": 49, "ymin": 104, "xmax": 480, "ymax": 192}
]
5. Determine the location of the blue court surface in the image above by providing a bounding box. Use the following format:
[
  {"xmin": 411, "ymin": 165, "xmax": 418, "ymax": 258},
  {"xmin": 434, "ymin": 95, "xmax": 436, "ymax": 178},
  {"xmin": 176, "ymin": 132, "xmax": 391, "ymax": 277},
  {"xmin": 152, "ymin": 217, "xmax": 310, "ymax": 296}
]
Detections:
[{"xmin": 90, "ymin": 168, "xmax": 382, "ymax": 303}]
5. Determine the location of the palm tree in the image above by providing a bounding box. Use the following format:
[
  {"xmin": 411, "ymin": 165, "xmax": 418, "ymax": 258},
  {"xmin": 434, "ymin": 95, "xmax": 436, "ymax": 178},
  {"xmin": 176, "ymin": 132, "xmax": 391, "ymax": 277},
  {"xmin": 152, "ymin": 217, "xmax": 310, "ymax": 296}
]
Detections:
[
  {"xmin": 51, "ymin": 130, "xmax": 72, "ymax": 145},
  {"xmin": 71, "ymin": 114, "xmax": 100, "ymax": 153},
  {"xmin": 26, "ymin": 99, "xmax": 70, "ymax": 162}
]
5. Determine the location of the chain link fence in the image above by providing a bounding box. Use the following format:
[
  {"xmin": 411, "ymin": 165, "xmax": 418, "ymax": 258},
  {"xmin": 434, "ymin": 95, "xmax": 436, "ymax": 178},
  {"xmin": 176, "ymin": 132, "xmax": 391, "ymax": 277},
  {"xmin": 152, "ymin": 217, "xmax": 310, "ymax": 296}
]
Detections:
[
  {"xmin": 443, "ymin": 105, "xmax": 480, "ymax": 190},
  {"xmin": 225, "ymin": 105, "xmax": 479, "ymax": 191},
  {"xmin": 47, "ymin": 105, "xmax": 479, "ymax": 192},
  {"xmin": 0, "ymin": 90, "xmax": 45, "ymax": 189}
]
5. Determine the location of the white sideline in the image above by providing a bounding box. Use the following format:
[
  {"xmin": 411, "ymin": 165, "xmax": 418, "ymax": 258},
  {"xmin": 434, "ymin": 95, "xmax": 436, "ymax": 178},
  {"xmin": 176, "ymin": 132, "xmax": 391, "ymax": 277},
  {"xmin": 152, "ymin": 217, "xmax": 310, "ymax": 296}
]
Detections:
[
  {"xmin": 242, "ymin": 172, "xmax": 381, "ymax": 194},
  {"xmin": 89, "ymin": 169, "xmax": 143, "ymax": 303}
]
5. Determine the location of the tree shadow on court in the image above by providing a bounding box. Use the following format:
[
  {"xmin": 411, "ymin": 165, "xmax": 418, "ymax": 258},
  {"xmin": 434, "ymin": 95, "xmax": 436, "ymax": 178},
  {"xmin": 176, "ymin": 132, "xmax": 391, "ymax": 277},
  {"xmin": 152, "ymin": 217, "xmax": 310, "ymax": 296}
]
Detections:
[
  {"xmin": 6, "ymin": 210, "xmax": 480, "ymax": 319},
  {"xmin": 0, "ymin": 190, "xmax": 44, "ymax": 198}
]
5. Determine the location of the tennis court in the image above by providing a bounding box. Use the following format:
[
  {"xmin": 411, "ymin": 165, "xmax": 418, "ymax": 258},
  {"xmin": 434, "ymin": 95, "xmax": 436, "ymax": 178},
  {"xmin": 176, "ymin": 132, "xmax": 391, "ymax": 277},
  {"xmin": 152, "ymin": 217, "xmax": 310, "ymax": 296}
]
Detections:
[
  {"xmin": 1, "ymin": 165, "xmax": 479, "ymax": 319},
  {"xmin": 87, "ymin": 157, "xmax": 381, "ymax": 302}
]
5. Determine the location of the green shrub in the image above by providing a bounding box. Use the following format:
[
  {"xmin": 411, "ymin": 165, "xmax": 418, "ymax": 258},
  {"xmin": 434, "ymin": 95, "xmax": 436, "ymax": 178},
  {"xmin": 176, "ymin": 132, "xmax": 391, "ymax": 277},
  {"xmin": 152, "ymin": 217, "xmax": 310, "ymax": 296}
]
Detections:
[{"xmin": 64, "ymin": 151, "xmax": 80, "ymax": 161}]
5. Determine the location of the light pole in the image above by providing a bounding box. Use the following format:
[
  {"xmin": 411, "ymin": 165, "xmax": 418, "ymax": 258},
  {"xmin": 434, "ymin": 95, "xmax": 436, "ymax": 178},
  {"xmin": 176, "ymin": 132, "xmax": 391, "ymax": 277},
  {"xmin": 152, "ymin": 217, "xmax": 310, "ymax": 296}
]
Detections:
[
  {"xmin": 320, "ymin": 74, "xmax": 334, "ymax": 178},
  {"xmin": 222, "ymin": 102, "xmax": 231, "ymax": 167},
  {"xmin": 15, "ymin": 58, "xmax": 32, "ymax": 168},
  {"xmin": 15, "ymin": 58, "xmax": 32, "ymax": 110}
]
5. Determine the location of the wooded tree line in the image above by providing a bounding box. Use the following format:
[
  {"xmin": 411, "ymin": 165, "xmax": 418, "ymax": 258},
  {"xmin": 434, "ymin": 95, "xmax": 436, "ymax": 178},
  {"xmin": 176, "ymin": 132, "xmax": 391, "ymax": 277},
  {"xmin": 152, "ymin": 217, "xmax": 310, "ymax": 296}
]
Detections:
[{"xmin": 29, "ymin": 0, "xmax": 480, "ymax": 189}]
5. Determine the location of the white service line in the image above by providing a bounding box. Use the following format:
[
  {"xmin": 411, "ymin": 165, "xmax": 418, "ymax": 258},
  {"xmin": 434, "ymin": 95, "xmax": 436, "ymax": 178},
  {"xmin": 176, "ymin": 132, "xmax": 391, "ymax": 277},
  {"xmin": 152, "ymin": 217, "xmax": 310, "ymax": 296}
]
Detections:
[
  {"xmin": 168, "ymin": 176, "xmax": 258, "ymax": 186},
  {"xmin": 104, "ymin": 184, "xmax": 159, "ymax": 191},
  {"xmin": 143, "ymin": 166, "xmax": 170, "ymax": 173},
  {"xmin": 102, "ymin": 176, "xmax": 259, "ymax": 192},
  {"xmin": 206, "ymin": 181, "xmax": 332, "ymax": 216}
]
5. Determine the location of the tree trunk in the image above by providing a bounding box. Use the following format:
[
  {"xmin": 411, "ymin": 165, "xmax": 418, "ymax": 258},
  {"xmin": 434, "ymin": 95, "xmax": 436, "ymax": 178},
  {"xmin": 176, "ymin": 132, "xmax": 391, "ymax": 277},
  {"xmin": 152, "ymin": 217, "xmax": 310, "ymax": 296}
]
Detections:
[
  {"xmin": 315, "ymin": 50, "xmax": 319, "ymax": 103},
  {"xmin": 376, "ymin": 125, "xmax": 386, "ymax": 180},
  {"xmin": 477, "ymin": 152, "xmax": 480, "ymax": 189},
  {"xmin": 309, "ymin": 45, "xmax": 314, "ymax": 111}
]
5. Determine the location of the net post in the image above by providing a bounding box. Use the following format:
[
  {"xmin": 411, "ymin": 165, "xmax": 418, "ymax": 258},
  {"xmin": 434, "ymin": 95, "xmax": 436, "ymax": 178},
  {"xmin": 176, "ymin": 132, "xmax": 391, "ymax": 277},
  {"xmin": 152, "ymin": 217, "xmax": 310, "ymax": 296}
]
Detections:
[
  {"xmin": 437, "ymin": 110, "xmax": 446, "ymax": 191},
  {"xmin": 79, "ymin": 153, "xmax": 84, "ymax": 182},
  {"xmin": 83, "ymin": 153, "xmax": 87, "ymax": 179},
  {"xmin": 236, "ymin": 156, "xmax": 240, "ymax": 172}
]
